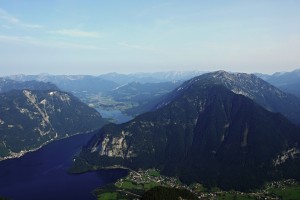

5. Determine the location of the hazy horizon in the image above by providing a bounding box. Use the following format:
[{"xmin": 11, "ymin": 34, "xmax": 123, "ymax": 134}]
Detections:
[
  {"xmin": 1, "ymin": 1, "xmax": 299, "ymax": 75},
  {"xmin": 2, "ymin": 68, "xmax": 300, "ymax": 77}
]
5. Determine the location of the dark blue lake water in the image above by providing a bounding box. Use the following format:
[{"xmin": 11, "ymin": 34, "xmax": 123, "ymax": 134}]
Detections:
[{"xmin": 0, "ymin": 132, "xmax": 128, "ymax": 200}]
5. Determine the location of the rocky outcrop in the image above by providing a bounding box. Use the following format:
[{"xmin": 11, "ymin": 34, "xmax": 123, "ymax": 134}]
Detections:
[{"xmin": 0, "ymin": 88, "xmax": 106, "ymax": 160}]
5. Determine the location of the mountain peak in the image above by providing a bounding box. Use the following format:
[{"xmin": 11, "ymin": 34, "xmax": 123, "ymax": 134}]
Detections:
[
  {"xmin": 181, "ymin": 71, "xmax": 258, "ymax": 88},
  {"xmin": 206, "ymin": 70, "xmax": 256, "ymax": 81},
  {"xmin": 211, "ymin": 70, "xmax": 230, "ymax": 76},
  {"xmin": 157, "ymin": 71, "xmax": 300, "ymax": 125},
  {"xmin": 73, "ymin": 71, "xmax": 300, "ymax": 190}
]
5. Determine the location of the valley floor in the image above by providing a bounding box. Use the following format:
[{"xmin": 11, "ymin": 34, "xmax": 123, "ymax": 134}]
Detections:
[{"xmin": 94, "ymin": 169, "xmax": 300, "ymax": 200}]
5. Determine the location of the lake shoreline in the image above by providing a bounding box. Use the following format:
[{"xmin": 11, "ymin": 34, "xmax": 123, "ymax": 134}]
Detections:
[
  {"xmin": 0, "ymin": 129, "xmax": 99, "ymax": 162},
  {"xmin": 0, "ymin": 131, "xmax": 128, "ymax": 200}
]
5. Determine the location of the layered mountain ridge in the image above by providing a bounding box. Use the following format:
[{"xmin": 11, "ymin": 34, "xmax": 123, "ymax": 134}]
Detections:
[
  {"xmin": 72, "ymin": 71, "xmax": 300, "ymax": 190},
  {"xmin": 256, "ymin": 69, "xmax": 300, "ymax": 98}
]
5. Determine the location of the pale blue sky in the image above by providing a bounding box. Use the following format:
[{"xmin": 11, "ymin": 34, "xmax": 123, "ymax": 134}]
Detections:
[{"xmin": 0, "ymin": 0, "xmax": 299, "ymax": 75}]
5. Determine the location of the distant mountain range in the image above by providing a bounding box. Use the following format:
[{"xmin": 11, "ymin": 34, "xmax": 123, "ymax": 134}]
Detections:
[
  {"xmin": 5, "ymin": 70, "xmax": 300, "ymax": 120},
  {"xmin": 0, "ymin": 78, "xmax": 58, "ymax": 93},
  {"xmin": 6, "ymin": 74, "xmax": 119, "ymax": 98},
  {"xmin": 7, "ymin": 71, "xmax": 204, "ymax": 86},
  {"xmin": 6, "ymin": 73, "xmax": 192, "ymax": 117},
  {"xmin": 99, "ymin": 71, "xmax": 206, "ymax": 84},
  {"xmin": 256, "ymin": 69, "xmax": 300, "ymax": 98},
  {"xmin": 0, "ymin": 80, "xmax": 106, "ymax": 160},
  {"xmin": 71, "ymin": 71, "xmax": 300, "ymax": 191}
]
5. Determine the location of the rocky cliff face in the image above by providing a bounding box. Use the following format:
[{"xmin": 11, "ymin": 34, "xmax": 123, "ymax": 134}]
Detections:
[
  {"xmin": 73, "ymin": 71, "xmax": 300, "ymax": 191},
  {"xmin": 0, "ymin": 88, "xmax": 106, "ymax": 160}
]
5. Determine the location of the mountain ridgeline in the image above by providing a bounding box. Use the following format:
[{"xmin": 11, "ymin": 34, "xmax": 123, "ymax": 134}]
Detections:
[
  {"xmin": 156, "ymin": 71, "xmax": 300, "ymax": 125},
  {"xmin": 0, "ymin": 80, "xmax": 106, "ymax": 160},
  {"xmin": 256, "ymin": 69, "xmax": 300, "ymax": 98},
  {"xmin": 0, "ymin": 78, "xmax": 59, "ymax": 93},
  {"xmin": 72, "ymin": 71, "xmax": 300, "ymax": 191}
]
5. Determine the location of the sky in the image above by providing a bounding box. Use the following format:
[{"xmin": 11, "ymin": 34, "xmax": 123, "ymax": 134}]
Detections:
[{"xmin": 0, "ymin": 0, "xmax": 300, "ymax": 75}]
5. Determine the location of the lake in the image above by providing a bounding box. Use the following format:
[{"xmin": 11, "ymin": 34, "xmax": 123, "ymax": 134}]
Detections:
[
  {"xmin": 0, "ymin": 132, "xmax": 128, "ymax": 200},
  {"xmin": 96, "ymin": 108, "xmax": 133, "ymax": 124}
]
